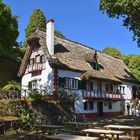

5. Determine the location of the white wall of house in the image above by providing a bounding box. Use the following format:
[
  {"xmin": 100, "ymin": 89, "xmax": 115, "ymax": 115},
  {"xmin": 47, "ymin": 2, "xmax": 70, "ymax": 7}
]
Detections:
[
  {"xmin": 58, "ymin": 70, "xmax": 81, "ymax": 80},
  {"xmin": 22, "ymin": 55, "xmax": 54, "ymax": 95},
  {"xmin": 22, "ymin": 62, "xmax": 138, "ymax": 115},
  {"xmin": 58, "ymin": 69, "xmax": 122, "ymax": 114},
  {"xmin": 120, "ymin": 81, "xmax": 139, "ymax": 115},
  {"xmin": 121, "ymin": 81, "xmax": 138, "ymax": 100}
]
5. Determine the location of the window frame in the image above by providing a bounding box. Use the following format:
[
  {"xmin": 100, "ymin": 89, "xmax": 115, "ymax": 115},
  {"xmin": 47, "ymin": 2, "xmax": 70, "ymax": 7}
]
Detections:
[
  {"xmin": 29, "ymin": 58, "xmax": 35, "ymax": 65},
  {"xmin": 40, "ymin": 54, "xmax": 46, "ymax": 63},
  {"xmin": 108, "ymin": 102, "xmax": 112, "ymax": 110},
  {"xmin": 28, "ymin": 80, "xmax": 38, "ymax": 90},
  {"xmin": 84, "ymin": 101, "xmax": 94, "ymax": 111}
]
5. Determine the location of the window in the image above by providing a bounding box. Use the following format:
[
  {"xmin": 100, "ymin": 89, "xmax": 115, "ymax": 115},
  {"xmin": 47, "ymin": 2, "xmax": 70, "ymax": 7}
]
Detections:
[
  {"xmin": 58, "ymin": 77, "xmax": 78, "ymax": 89},
  {"xmin": 97, "ymin": 82, "xmax": 102, "ymax": 91},
  {"xmin": 108, "ymin": 102, "xmax": 112, "ymax": 110},
  {"xmin": 86, "ymin": 82, "xmax": 93, "ymax": 90},
  {"xmin": 65, "ymin": 78, "xmax": 71, "ymax": 89},
  {"xmin": 40, "ymin": 55, "xmax": 46, "ymax": 63},
  {"xmin": 90, "ymin": 62, "xmax": 100, "ymax": 70},
  {"xmin": 105, "ymin": 83, "xmax": 113, "ymax": 92},
  {"xmin": 35, "ymin": 55, "xmax": 40, "ymax": 63},
  {"xmin": 28, "ymin": 80, "xmax": 38, "ymax": 90},
  {"xmin": 72, "ymin": 79, "xmax": 78, "ymax": 89},
  {"xmin": 89, "ymin": 101, "xmax": 94, "ymax": 110},
  {"xmin": 84, "ymin": 101, "xmax": 94, "ymax": 110},
  {"xmin": 29, "ymin": 58, "xmax": 35, "ymax": 65},
  {"xmin": 84, "ymin": 101, "xmax": 88, "ymax": 110},
  {"xmin": 119, "ymin": 86, "xmax": 125, "ymax": 94}
]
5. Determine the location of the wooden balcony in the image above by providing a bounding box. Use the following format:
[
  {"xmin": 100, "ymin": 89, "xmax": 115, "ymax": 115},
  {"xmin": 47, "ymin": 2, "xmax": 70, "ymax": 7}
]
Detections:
[
  {"xmin": 27, "ymin": 63, "xmax": 45, "ymax": 73},
  {"xmin": 82, "ymin": 90, "xmax": 122, "ymax": 101}
]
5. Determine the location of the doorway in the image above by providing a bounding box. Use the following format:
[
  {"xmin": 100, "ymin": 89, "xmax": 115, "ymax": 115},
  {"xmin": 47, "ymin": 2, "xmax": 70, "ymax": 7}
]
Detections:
[{"xmin": 97, "ymin": 101, "xmax": 103, "ymax": 116}]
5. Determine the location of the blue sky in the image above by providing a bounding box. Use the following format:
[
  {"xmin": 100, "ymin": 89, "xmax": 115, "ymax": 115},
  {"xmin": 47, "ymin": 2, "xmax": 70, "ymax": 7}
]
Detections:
[{"xmin": 3, "ymin": 0, "xmax": 140, "ymax": 54}]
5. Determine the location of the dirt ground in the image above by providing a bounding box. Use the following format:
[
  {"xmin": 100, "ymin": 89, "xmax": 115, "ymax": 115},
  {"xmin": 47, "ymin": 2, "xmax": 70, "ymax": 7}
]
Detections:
[{"xmin": 0, "ymin": 115, "xmax": 140, "ymax": 140}]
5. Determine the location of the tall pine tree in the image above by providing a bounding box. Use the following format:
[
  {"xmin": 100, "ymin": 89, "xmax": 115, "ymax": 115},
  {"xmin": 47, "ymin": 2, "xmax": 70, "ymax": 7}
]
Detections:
[
  {"xmin": 25, "ymin": 9, "xmax": 46, "ymax": 38},
  {"xmin": 24, "ymin": 9, "xmax": 65, "ymax": 48}
]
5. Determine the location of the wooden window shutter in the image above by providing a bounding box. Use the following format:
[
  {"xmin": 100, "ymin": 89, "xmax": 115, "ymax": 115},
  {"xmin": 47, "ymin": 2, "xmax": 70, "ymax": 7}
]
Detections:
[{"xmin": 58, "ymin": 77, "xmax": 66, "ymax": 88}]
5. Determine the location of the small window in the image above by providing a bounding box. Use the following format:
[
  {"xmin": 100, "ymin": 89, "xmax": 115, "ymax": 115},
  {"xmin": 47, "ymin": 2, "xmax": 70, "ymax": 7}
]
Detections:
[
  {"xmin": 86, "ymin": 82, "xmax": 93, "ymax": 90},
  {"xmin": 105, "ymin": 83, "xmax": 113, "ymax": 92},
  {"xmin": 29, "ymin": 58, "xmax": 35, "ymax": 65},
  {"xmin": 97, "ymin": 82, "xmax": 102, "ymax": 91},
  {"xmin": 84, "ymin": 101, "xmax": 88, "ymax": 110},
  {"xmin": 65, "ymin": 78, "xmax": 71, "ymax": 89},
  {"xmin": 40, "ymin": 55, "xmax": 46, "ymax": 63},
  {"xmin": 90, "ymin": 62, "xmax": 100, "ymax": 70},
  {"xmin": 28, "ymin": 80, "xmax": 38, "ymax": 90},
  {"xmin": 119, "ymin": 86, "xmax": 125, "ymax": 94},
  {"xmin": 89, "ymin": 101, "xmax": 94, "ymax": 110},
  {"xmin": 36, "ymin": 55, "xmax": 40, "ymax": 63},
  {"xmin": 72, "ymin": 79, "xmax": 78, "ymax": 89},
  {"xmin": 108, "ymin": 102, "xmax": 112, "ymax": 110},
  {"xmin": 84, "ymin": 101, "xmax": 94, "ymax": 110}
]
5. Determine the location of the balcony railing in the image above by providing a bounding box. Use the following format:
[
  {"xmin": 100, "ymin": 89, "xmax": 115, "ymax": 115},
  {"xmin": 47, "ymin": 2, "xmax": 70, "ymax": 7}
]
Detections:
[
  {"xmin": 27, "ymin": 63, "xmax": 45, "ymax": 73},
  {"xmin": 82, "ymin": 90, "xmax": 122, "ymax": 100}
]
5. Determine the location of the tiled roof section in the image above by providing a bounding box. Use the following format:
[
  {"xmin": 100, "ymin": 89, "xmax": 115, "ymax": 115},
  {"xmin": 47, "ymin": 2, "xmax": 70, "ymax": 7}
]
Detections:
[{"xmin": 18, "ymin": 29, "xmax": 139, "ymax": 83}]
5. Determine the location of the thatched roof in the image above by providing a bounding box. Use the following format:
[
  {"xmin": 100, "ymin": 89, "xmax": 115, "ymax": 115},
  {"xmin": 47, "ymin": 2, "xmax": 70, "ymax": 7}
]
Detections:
[{"xmin": 18, "ymin": 29, "xmax": 139, "ymax": 84}]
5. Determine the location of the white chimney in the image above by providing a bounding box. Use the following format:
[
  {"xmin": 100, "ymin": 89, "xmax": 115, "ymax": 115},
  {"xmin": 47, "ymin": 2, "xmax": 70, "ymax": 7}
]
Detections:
[{"xmin": 46, "ymin": 19, "xmax": 54, "ymax": 55}]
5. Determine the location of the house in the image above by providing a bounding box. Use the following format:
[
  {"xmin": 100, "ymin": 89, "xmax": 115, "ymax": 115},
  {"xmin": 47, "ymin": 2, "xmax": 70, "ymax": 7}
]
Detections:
[{"xmin": 18, "ymin": 19, "xmax": 139, "ymax": 118}]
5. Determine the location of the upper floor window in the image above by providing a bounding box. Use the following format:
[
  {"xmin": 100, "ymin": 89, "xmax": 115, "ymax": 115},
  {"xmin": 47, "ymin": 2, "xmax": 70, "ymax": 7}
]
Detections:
[
  {"xmin": 97, "ymin": 82, "xmax": 102, "ymax": 91},
  {"xmin": 119, "ymin": 86, "xmax": 125, "ymax": 94},
  {"xmin": 72, "ymin": 79, "xmax": 78, "ymax": 89},
  {"xmin": 40, "ymin": 55, "xmax": 46, "ymax": 63},
  {"xmin": 90, "ymin": 62, "xmax": 100, "ymax": 70},
  {"xmin": 58, "ymin": 77, "xmax": 78, "ymax": 89},
  {"xmin": 65, "ymin": 78, "xmax": 71, "ymax": 89},
  {"xmin": 29, "ymin": 58, "xmax": 35, "ymax": 65},
  {"xmin": 35, "ymin": 55, "xmax": 40, "ymax": 63},
  {"xmin": 105, "ymin": 83, "xmax": 113, "ymax": 92},
  {"xmin": 86, "ymin": 82, "xmax": 93, "ymax": 90}
]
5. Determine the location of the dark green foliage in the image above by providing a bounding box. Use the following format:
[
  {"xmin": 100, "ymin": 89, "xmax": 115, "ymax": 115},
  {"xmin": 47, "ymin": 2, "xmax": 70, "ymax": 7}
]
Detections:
[
  {"xmin": 102, "ymin": 46, "xmax": 122, "ymax": 58},
  {"xmin": 123, "ymin": 55, "xmax": 140, "ymax": 81},
  {"xmin": 100, "ymin": 0, "xmax": 140, "ymax": 47},
  {"xmin": 25, "ymin": 9, "xmax": 46, "ymax": 38},
  {"xmin": 0, "ymin": 1, "xmax": 19, "ymax": 50},
  {"xmin": 55, "ymin": 30, "xmax": 65, "ymax": 38}
]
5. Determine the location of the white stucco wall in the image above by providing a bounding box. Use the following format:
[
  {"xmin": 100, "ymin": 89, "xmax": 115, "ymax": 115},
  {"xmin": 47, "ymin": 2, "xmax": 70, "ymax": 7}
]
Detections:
[
  {"xmin": 58, "ymin": 69, "xmax": 122, "ymax": 114},
  {"xmin": 121, "ymin": 81, "xmax": 138, "ymax": 100},
  {"xmin": 58, "ymin": 70, "xmax": 81, "ymax": 80},
  {"xmin": 22, "ymin": 56, "xmax": 54, "ymax": 95}
]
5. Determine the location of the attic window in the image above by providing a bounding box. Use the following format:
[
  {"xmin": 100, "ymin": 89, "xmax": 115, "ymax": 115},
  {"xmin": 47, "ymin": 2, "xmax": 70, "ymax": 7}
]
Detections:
[{"xmin": 90, "ymin": 62, "xmax": 100, "ymax": 70}]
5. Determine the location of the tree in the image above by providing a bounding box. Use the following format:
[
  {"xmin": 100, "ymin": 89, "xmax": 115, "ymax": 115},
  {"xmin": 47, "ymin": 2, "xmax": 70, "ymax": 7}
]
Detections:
[
  {"xmin": 100, "ymin": 0, "xmax": 140, "ymax": 47},
  {"xmin": 55, "ymin": 30, "xmax": 65, "ymax": 38},
  {"xmin": 0, "ymin": 0, "xmax": 19, "ymax": 51},
  {"xmin": 102, "ymin": 46, "xmax": 121, "ymax": 58},
  {"xmin": 123, "ymin": 55, "xmax": 140, "ymax": 81},
  {"xmin": 24, "ymin": 9, "xmax": 65, "ymax": 48},
  {"xmin": 25, "ymin": 9, "xmax": 46, "ymax": 38}
]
